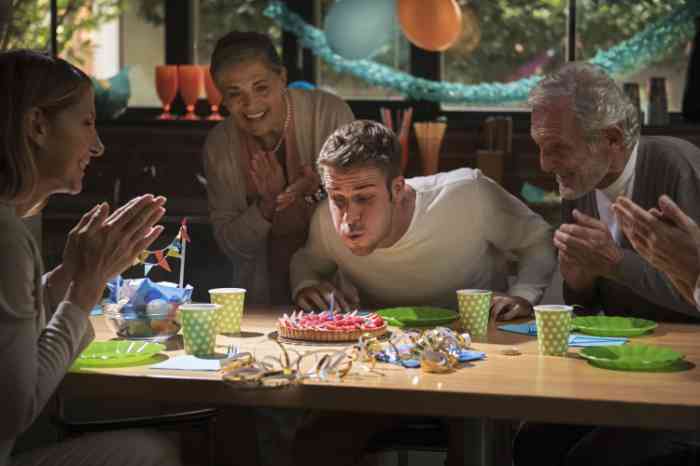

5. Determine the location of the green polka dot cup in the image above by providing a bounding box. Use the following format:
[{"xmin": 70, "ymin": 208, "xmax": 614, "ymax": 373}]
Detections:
[
  {"xmin": 179, "ymin": 303, "xmax": 220, "ymax": 356},
  {"xmin": 209, "ymin": 288, "xmax": 246, "ymax": 335},
  {"xmin": 534, "ymin": 305, "xmax": 573, "ymax": 356},
  {"xmin": 456, "ymin": 289, "xmax": 492, "ymax": 338}
]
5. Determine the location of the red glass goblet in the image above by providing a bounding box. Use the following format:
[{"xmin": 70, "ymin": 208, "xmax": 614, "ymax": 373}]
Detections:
[
  {"xmin": 178, "ymin": 65, "xmax": 203, "ymax": 120},
  {"xmin": 202, "ymin": 65, "xmax": 223, "ymax": 121},
  {"xmin": 155, "ymin": 65, "xmax": 178, "ymax": 120}
]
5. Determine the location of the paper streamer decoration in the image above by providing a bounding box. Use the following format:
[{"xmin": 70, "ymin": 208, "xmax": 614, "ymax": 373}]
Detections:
[
  {"xmin": 397, "ymin": 0, "xmax": 462, "ymax": 52},
  {"xmin": 264, "ymin": 1, "xmax": 699, "ymax": 104},
  {"xmin": 288, "ymin": 80, "xmax": 316, "ymax": 90},
  {"xmin": 323, "ymin": 0, "xmax": 397, "ymax": 60}
]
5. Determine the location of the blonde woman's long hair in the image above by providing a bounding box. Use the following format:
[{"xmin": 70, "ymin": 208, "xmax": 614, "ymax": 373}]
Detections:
[{"xmin": 0, "ymin": 50, "xmax": 91, "ymax": 212}]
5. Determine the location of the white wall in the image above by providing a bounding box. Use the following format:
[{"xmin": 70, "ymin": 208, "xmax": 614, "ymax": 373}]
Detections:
[{"xmin": 121, "ymin": 6, "xmax": 165, "ymax": 107}]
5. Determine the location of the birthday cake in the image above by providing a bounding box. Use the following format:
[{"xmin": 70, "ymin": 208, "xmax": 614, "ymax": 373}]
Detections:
[{"xmin": 277, "ymin": 310, "xmax": 387, "ymax": 342}]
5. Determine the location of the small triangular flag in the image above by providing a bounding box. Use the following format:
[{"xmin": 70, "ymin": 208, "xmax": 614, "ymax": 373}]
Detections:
[
  {"xmin": 155, "ymin": 250, "xmax": 172, "ymax": 272},
  {"xmin": 159, "ymin": 258, "xmax": 172, "ymax": 272},
  {"xmin": 144, "ymin": 263, "xmax": 156, "ymax": 275}
]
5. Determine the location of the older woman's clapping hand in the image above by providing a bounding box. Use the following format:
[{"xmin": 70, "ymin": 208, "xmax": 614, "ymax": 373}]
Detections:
[
  {"xmin": 275, "ymin": 165, "xmax": 321, "ymax": 212},
  {"xmin": 250, "ymin": 152, "xmax": 286, "ymax": 219},
  {"xmin": 64, "ymin": 194, "xmax": 166, "ymax": 312}
]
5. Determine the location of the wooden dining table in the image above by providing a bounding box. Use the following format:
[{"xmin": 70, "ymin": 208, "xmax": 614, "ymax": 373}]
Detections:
[{"xmin": 61, "ymin": 306, "xmax": 700, "ymax": 433}]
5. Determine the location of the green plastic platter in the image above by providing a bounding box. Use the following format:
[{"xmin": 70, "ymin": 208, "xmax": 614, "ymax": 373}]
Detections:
[
  {"xmin": 572, "ymin": 316, "xmax": 657, "ymax": 337},
  {"xmin": 74, "ymin": 341, "xmax": 165, "ymax": 368},
  {"xmin": 579, "ymin": 344, "xmax": 683, "ymax": 371},
  {"xmin": 376, "ymin": 307, "xmax": 459, "ymax": 328}
]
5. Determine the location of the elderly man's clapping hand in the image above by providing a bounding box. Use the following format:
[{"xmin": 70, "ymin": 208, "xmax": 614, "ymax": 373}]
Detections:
[
  {"xmin": 613, "ymin": 195, "xmax": 700, "ymax": 305},
  {"xmin": 554, "ymin": 209, "xmax": 624, "ymax": 291}
]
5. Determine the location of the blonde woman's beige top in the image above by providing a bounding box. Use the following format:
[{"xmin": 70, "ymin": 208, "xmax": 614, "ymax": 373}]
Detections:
[{"xmin": 0, "ymin": 204, "xmax": 94, "ymax": 465}]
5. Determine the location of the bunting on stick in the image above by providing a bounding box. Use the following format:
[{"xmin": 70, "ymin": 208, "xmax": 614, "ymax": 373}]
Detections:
[{"xmin": 132, "ymin": 218, "xmax": 190, "ymax": 283}]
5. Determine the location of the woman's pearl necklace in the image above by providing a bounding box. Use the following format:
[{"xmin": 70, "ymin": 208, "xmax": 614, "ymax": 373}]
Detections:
[{"xmin": 266, "ymin": 91, "xmax": 292, "ymax": 154}]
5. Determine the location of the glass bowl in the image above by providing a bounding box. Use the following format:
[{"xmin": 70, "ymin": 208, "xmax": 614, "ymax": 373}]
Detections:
[{"xmin": 103, "ymin": 302, "xmax": 181, "ymax": 342}]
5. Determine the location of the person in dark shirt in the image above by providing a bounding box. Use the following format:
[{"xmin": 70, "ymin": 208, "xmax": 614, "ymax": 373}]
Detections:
[{"xmin": 514, "ymin": 61, "xmax": 699, "ymax": 466}]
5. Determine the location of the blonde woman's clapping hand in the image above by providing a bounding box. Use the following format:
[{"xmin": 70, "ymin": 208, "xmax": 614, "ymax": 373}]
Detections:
[{"xmin": 63, "ymin": 194, "xmax": 166, "ymax": 312}]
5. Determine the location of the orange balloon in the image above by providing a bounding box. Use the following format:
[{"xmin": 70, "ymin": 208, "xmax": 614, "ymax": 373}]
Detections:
[{"xmin": 397, "ymin": 0, "xmax": 463, "ymax": 52}]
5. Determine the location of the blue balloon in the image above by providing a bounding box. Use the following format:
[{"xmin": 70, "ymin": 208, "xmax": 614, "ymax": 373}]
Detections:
[
  {"xmin": 324, "ymin": 0, "xmax": 397, "ymax": 61},
  {"xmin": 288, "ymin": 80, "xmax": 316, "ymax": 90}
]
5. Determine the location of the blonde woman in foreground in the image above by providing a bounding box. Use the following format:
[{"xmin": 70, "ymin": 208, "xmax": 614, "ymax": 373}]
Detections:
[{"xmin": 0, "ymin": 49, "xmax": 182, "ymax": 466}]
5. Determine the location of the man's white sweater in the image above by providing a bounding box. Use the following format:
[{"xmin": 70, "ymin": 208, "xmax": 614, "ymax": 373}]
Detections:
[{"xmin": 291, "ymin": 168, "xmax": 556, "ymax": 309}]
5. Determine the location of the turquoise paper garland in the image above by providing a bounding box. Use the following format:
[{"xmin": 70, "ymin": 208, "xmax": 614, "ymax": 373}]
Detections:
[{"xmin": 264, "ymin": 1, "xmax": 699, "ymax": 105}]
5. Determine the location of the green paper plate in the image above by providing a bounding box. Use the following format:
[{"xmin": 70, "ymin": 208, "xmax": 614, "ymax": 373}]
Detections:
[
  {"xmin": 376, "ymin": 306, "xmax": 458, "ymax": 328},
  {"xmin": 71, "ymin": 354, "xmax": 167, "ymax": 371},
  {"xmin": 579, "ymin": 344, "xmax": 683, "ymax": 371},
  {"xmin": 572, "ymin": 316, "xmax": 657, "ymax": 337},
  {"xmin": 74, "ymin": 341, "xmax": 165, "ymax": 368}
]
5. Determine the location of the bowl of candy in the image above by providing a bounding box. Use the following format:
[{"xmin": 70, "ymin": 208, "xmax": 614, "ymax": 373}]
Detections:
[
  {"xmin": 103, "ymin": 277, "xmax": 193, "ymax": 341},
  {"xmin": 104, "ymin": 300, "xmax": 181, "ymax": 342}
]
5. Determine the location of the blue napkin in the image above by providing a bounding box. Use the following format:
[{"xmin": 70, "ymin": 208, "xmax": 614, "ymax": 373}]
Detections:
[
  {"xmin": 498, "ymin": 322, "xmax": 628, "ymax": 347},
  {"xmin": 376, "ymin": 349, "xmax": 486, "ymax": 368},
  {"xmin": 456, "ymin": 350, "xmax": 487, "ymax": 362},
  {"xmin": 150, "ymin": 355, "xmax": 222, "ymax": 371},
  {"xmin": 568, "ymin": 335, "xmax": 627, "ymax": 347},
  {"xmin": 499, "ymin": 322, "xmax": 537, "ymax": 336}
]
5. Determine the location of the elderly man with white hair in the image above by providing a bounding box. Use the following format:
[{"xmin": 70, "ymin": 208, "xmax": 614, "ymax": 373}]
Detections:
[
  {"xmin": 514, "ymin": 62, "xmax": 700, "ymax": 466},
  {"xmin": 530, "ymin": 62, "xmax": 700, "ymax": 324}
]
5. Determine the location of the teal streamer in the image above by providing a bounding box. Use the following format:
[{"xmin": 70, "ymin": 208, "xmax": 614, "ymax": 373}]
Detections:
[
  {"xmin": 264, "ymin": 1, "xmax": 699, "ymax": 104},
  {"xmin": 589, "ymin": 3, "xmax": 696, "ymax": 75}
]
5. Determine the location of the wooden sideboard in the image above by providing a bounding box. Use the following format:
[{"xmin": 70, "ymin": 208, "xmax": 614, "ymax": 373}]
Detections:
[{"xmin": 41, "ymin": 120, "xmax": 700, "ymax": 300}]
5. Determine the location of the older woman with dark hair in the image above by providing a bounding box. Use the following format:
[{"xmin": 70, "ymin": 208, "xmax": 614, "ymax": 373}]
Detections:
[
  {"xmin": 203, "ymin": 31, "xmax": 354, "ymax": 305},
  {"xmin": 0, "ymin": 49, "xmax": 181, "ymax": 465}
]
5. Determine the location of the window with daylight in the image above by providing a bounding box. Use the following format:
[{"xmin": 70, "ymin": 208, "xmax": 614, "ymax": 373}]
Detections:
[
  {"xmin": 194, "ymin": 0, "xmax": 281, "ymax": 66},
  {"xmin": 315, "ymin": 0, "xmax": 410, "ymax": 100},
  {"xmin": 24, "ymin": 0, "xmax": 691, "ymax": 117},
  {"xmin": 576, "ymin": 0, "xmax": 687, "ymax": 113},
  {"xmin": 120, "ymin": 1, "xmax": 166, "ymax": 107},
  {"xmin": 442, "ymin": 0, "xmax": 568, "ymax": 111},
  {"xmin": 442, "ymin": 0, "xmax": 688, "ymax": 112}
]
